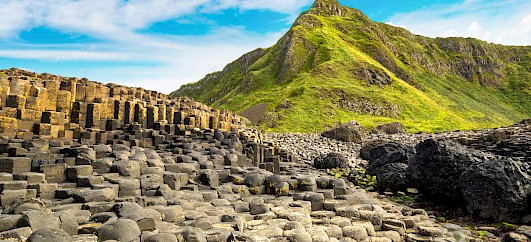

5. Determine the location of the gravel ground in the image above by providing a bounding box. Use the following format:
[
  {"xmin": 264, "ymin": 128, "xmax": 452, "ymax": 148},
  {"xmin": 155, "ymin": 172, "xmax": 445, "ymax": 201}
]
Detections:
[{"xmin": 264, "ymin": 132, "xmax": 444, "ymax": 167}]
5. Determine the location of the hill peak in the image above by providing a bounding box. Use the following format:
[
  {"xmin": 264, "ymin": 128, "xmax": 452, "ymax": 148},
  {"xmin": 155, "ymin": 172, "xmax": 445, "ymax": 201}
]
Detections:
[{"xmin": 311, "ymin": 0, "xmax": 344, "ymax": 16}]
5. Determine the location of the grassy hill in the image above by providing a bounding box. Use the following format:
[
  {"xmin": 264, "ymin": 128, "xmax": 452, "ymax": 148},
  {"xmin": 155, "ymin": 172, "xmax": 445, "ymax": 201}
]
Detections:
[{"xmin": 171, "ymin": 0, "xmax": 531, "ymax": 133}]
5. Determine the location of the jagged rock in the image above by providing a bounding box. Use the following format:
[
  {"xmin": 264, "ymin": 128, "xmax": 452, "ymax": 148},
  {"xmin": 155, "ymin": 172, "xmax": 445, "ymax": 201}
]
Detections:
[
  {"xmin": 374, "ymin": 163, "xmax": 410, "ymax": 191},
  {"xmin": 360, "ymin": 68, "xmax": 392, "ymax": 87},
  {"xmin": 70, "ymin": 147, "xmax": 96, "ymax": 165},
  {"xmin": 361, "ymin": 140, "xmax": 414, "ymax": 191},
  {"xmin": 322, "ymin": 121, "xmax": 366, "ymax": 143},
  {"xmin": 314, "ymin": 152, "xmax": 349, "ymax": 169},
  {"xmin": 460, "ymin": 156, "xmax": 531, "ymax": 223},
  {"xmin": 361, "ymin": 140, "xmax": 414, "ymax": 169},
  {"xmin": 410, "ymin": 139, "xmax": 531, "ymax": 223},
  {"xmin": 408, "ymin": 139, "xmax": 483, "ymax": 202}
]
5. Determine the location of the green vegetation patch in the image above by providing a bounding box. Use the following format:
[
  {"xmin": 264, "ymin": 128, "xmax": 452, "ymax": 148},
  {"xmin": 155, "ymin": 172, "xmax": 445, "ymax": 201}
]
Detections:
[{"xmin": 171, "ymin": 2, "xmax": 531, "ymax": 133}]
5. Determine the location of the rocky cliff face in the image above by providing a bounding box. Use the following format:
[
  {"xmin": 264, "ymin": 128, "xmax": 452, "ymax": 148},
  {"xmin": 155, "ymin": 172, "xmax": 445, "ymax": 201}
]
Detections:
[
  {"xmin": 0, "ymin": 68, "xmax": 246, "ymax": 142},
  {"xmin": 172, "ymin": 0, "xmax": 531, "ymax": 133}
]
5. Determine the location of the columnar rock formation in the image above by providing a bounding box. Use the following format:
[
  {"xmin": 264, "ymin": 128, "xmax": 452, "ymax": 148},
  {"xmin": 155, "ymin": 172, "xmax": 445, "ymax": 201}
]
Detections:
[
  {"xmin": 450, "ymin": 119, "xmax": 531, "ymax": 162},
  {"xmin": 0, "ymin": 68, "xmax": 243, "ymax": 143},
  {"xmin": 0, "ymin": 68, "xmax": 526, "ymax": 241}
]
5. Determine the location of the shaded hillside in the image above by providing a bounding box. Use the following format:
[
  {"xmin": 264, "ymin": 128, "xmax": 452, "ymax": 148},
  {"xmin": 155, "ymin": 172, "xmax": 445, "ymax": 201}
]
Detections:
[{"xmin": 172, "ymin": 0, "xmax": 531, "ymax": 133}]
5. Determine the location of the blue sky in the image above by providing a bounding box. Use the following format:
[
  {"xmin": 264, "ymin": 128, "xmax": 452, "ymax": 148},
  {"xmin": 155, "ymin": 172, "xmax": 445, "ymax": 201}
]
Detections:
[{"xmin": 0, "ymin": 0, "xmax": 529, "ymax": 93}]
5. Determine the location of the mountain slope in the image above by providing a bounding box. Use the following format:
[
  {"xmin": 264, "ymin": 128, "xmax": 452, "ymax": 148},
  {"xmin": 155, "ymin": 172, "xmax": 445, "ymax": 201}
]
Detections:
[{"xmin": 171, "ymin": 0, "xmax": 531, "ymax": 133}]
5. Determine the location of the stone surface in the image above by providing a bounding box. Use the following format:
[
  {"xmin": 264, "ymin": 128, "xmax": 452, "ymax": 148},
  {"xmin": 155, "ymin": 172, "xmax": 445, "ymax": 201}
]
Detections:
[
  {"xmin": 321, "ymin": 121, "xmax": 366, "ymax": 143},
  {"xmin": 314, "ymin": 152, "xmax": 349, "ymax": 169},
  {"xmin": 0, "ymin": 68, "xmax": 524, "ymax": 242},
  {"xmin": 28, "ymin": 228, "xmax": 72, "ymax": 242},
  {"xmin": 98, "ymin": 219, "xmax": 141, "ymax": 242}
]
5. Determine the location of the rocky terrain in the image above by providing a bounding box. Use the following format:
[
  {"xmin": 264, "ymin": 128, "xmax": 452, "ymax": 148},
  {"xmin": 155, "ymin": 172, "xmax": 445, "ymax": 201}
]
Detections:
[
  {"xmin": 1, "ymin": 68, "xmax": 518, "ymax": 242},
  {"xmin": 0, "ymin": 68, "xmax": 529, "ymax": 241},
  {"xmin": 266, "ymin": 120, "xmax": 531, "ymax": 241}
]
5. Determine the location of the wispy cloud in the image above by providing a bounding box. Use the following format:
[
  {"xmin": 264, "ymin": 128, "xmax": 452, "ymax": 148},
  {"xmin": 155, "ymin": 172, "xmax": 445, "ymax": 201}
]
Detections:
[
  {"xmin": 0, "ymin": 0, "xmax": 302, "ymax": 93},
  {"xmin": 0, "ymin": 0, "xmax": 528, "ymax": 94},
  {"xmin": 386, "ymin": 0, "xmax": 531, "ymax": 46}
]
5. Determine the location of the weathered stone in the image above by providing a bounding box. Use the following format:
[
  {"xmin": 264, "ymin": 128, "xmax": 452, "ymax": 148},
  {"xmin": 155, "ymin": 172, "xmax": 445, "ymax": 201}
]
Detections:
[
  {"xmin": 112, "ymin": 160, "xmax": 141, "ymax": 178},
  {"xmin": 145, "ymin": 233, "xmax": 178, "ymax": 242},
  {"xmin": 322, "ymin": 121, "xmax": 366, "ymax": 142},
  {"xmin": 314, "ymin": 152, "xmax": 349, "ymax": 169},
  {"xmin": 0, "ymin": 227, "xmax": 32, "ymax": 241},
  {"xmin": 0, "ymin": 157, "xmax": 31, "ymax": 174},
  {"xmin": 342, "ymin": 225, "xmax": 369, "ymax": 241},
  {"xmin": 373, "ymin": 122, "xmax": 406, "ymax": 134},
  {"xmin": 19, "ymin": 210, "xmax": 61, "ymax": 231},
  {"xmin": 98, "ymin": 219, "xmax": 141, "ymax": 242},
  {"xmin": 76, "ymin": 188, "xmax": 116, "ymax": 203},
  {"xmin": 0, "ymin": 215, "xmax": 22, "ymax": 232},
  {"xmin": 28, "ymin": 228, "xmax": 72, "ymax": 242}
]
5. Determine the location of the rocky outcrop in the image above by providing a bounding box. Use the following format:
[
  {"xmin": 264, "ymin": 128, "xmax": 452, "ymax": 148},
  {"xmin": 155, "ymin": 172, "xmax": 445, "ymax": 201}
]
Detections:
[
  {"xmin": 361, "ymin": 140, "xmax": 414, "ymax": 191},
  {"xmin": 373, "ymin": 122, "xmax": 406, "ymax": 134},
  {"xmin": 322, "ymin": 121, "xmax": 366, "ymax": 143},
  {"xmin": 451, "ymin": 119, "xmax": 531, "ymax": 162},
  {"xmin": 460, "ymin": 157, "xmax": 531, "ymax": 223},
  {"xmin": 0, "ymin": 68, "xmax": 245, "ymax": 143},
  {"xmin": 409, "ymin": 139, "xmax": 531, "ymax": 223},
  {"xmin": 311, "ymin": 0, "xmax": 344, "ymax": 16},
  {"xmin": 313, "ymin": 152, "xmax": 349, "ymax": 169},
  {"xmin": 408, "ymin": 139, "xmax": 484, "ymax": 202}
]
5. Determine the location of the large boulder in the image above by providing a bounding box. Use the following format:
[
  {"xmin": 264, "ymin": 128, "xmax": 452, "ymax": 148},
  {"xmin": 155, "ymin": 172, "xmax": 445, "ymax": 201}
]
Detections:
[
  {"xmin": 409, "ymin": 139, "xmax": 531, "ymax": 223},
  {"xmin": 362, "ymin": 140, "xmax": 414, "ymax": 174},
  {"xmin": 360, "ymin": 141, "xmax": 414, "ymax": 191},
  {"xmin": 321, "ymin": 121, "xmax": 366, "ymax": 143},
  {"xmin": 374, "ymin": 163, "xmax": 410, "ymax": 191},
  {"xmin": 372, "ymin": 122, "xmax": 405, "ymax": 134},
  {"xmin": 408, "ymin": 139, "xmax": 483, "ymax": 202},
  {"xmin": 314, "ymin": 152, "xmax": 349, "ymax": 169},
  {"xmin": 460, "ymin": 157, "xmax": 531, "ymax": 223}
]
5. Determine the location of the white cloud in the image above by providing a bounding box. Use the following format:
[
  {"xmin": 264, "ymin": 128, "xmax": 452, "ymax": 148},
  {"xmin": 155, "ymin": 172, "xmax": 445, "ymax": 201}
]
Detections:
[
  {"xmin": 202, "ymin": 0, "xmax": 313, "ymax": 15},
  {"xmin": 0, "ymin": 49, "xmax": 133, "ymax": 61},
  {"xmin": 0, "ymin": 0, "xmax": 302, "ymax": 93},
  {"xmin": 387, "ymin": 0, "xmax": 531, "ymax": 46}
]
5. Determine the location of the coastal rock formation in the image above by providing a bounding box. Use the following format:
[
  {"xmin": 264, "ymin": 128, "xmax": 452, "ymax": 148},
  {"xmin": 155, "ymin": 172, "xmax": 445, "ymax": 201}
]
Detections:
[
  {"xmin": 0, "ymin": 68, "xmax": 244, "ymax": 142},
  {"xmin": 0, "ymin": 69, "xmax": 477, "ymax": 242}
]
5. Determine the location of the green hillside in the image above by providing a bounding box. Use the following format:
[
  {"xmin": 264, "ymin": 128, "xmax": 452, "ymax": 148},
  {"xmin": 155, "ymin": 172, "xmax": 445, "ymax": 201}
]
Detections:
[{"xmin": 171, "ymin": 0, "xmax": 531, "ymax": 133}]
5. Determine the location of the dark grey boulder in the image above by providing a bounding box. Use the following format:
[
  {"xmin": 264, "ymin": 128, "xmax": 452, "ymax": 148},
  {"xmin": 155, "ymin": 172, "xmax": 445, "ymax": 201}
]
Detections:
[
  {"xmin": 314, "ymin": 152, "xmax": 349, "ymax": 169},
  {"xmin": 408, "ymin": 139, "xmax": 483, "ymax": 202},
  {"xmin": 374, "ymin": 163, "xmax": 410, "ymax": 191},
  {"xmin": 410, "ymin": 139, "xmax": 531, "ymax": 223},
  {"xmin": 362, "ymin": 140, "xmax": 414, "ymax": 174},
  {"xmin": 321, "ymin": 121, "xmax": 366, "ymax": 143},
  {"xmin": 460, "ymin": 156, "xmax": 531, "ymax": 223}
]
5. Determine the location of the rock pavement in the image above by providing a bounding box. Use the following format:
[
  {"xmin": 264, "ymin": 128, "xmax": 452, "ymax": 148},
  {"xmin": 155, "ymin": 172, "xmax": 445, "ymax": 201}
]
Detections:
[{"xmin": 0, "ymin": 69, "xmax": 528, "ymax": 241}]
